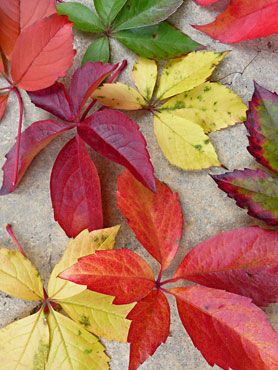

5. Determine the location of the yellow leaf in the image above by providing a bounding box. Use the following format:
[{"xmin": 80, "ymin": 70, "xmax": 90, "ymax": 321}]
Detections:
[
  {"xmin": 61, "ymin": 289, "xmax": 134, "ymax": 342},
  {"xmin": 154, "ymin": 111, "xmax": 220, "ymax": 170},
  {"xmin": 92, "ymin": 82, "xmax": 146, "ymax": 110},
  {"xmin": 48, "ymin": 226, "xmax": 120, "ymax": 300},
  {"xmin": 46, "ymin": 308, "xmax": 109, "ymax": 370},
  {"xmin": 132, "ymin": 57, "xmax": 157, "ymax": 101},
  {"xmin": 157, "ymin": 51, "xmax": 227, "ymax": 100},
  {"xmin": 162, "ymin": 82, "xmax": 247, "ymax": 132},
  {"xmin": 0, "ymin": 309, "xmax": 49, "ymax": 369},
  {"xmin": 0, "ymin": 248, "xmax": 44, "ymax": 301}
]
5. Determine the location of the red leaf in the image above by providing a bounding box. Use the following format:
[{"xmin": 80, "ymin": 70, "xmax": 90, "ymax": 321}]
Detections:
[
  {"xmin": 50, "ymin": 136, "xmax": 103, "ymax": 238},
  {"xmin": 0, "ymin": 93, "xmax": 9, "ymax": 121},
  {"xmin": 195, "ymin": 0, "xmax": 219, "ymax": 5},
  {"xmin": 28, "ymin": 82, "xmax": 74, "ymax": 122},
  {"xmin": 128, "ymin": 290, "xmax": 170, "ymax": 370},
  {"xmin": 246, "ymin": 82, "xmax": 278, "ymax": 174},
  {"xmin": 0, "ymin": 54, "xmax": 5, "ymax": 74},
  {"xmin": 59, "ymin": 249, "xmax": 155, "ymax": 304},
  {"xmin": 69, "ymin": 62, "xmax": 117, "ymax": 119},
  {"xmin": 10, "ymin": 14, "xmax": 75, "ymax": 91},
  {"xmin": 0, "ymin": 120, "xmax": 73, "ymax": 195},
  {"xmin": 212, "ymin": 168, "xmax": 278, "ymax": 226},
  {"xmin": 194, "ymin": 0, "xmax": 278, "ymax": 43},
  {"xmin": 117, "ymin": 170, "xmax": 182, "ymax": 271},
  {"xmin": 172, "ymin": 286, "xmax": 278, "ymax": 370},
  {"xmin": 0, "ymin": 0, "xmax": 56, "ymax": 57},
  {"xmin": 78, "ymin": 109, "xmax": 156, "ymax": 191},
  {"xmin": 174, "ymin": 226, "xmax": 278, "ymax": 306}
]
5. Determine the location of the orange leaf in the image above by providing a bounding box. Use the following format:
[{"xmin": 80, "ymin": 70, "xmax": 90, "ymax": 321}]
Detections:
[{"xmin": 0, "ymin": 93, "xmax": 9, "ymax": 121}]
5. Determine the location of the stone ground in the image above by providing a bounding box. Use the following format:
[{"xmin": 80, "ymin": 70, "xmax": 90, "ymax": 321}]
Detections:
[{"xmin": 0, "ymin": 0, "xmax": 277, "ymax": 369}]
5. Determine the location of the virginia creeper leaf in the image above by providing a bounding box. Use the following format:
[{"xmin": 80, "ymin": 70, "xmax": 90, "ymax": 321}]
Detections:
[
  {"xmin": 162, "ymin": 82, "xmax": 247, "ymax": 133},
  {"xmin": 28, "ymin": 82, "xmax": 74, "ymax": 122},
  {"xmin": 0, "ymin": 53, "xmax": 5, "ymax": 74},
  {"xmin": 57, "ymin": 2, "xmax": 104, "ymax": 32},
  {"xmin": 94, "ymin": 0, "xmax": 128, "ymax": 26},
  {"xmin": 0, "ymin": 309, "xmax": 49, "ymax": 368},
  {"xmin": 157, "ymin": 51, "xmax": 226, "ymax": 100},
  {"xmin": 0, "ymin": 248, "xmax": 44, "ymax": 300},
  {"xmin": 10, "ymin": 14, "xmax": 75, "ymax": 91},
  {"xmin": 0, "ymin": 0, "xmax": 56, "ymax": 57},
  {"xmin": 60, "ymin": 249, "xmax": 156, "ymax": 304},
  {"xmin": 127, "ymin": 290, "xmax": 170, "ymax": 370},
  {"xmin": 60, "ymin": 289, "xmax": 134, "ymax": 342},
  {"xmin": 92, "ymin": 82, "xmax": 146, "ymax": 110},
  {"xmin": 82, "ymin": 36, "xmax": 110, "ymax": 65},
  {"xmin": 154, "ymin": 111, "xmax": 220, "ymax": 170},
  {"xmin": 0, "ymin": 93, "xmax": 9, "ymax": 121},
  {"xmin": 69, "ymin": 61, "xmax": 117, "ymax": 118},
  {"xmin": 78, "ymin": 109, "xmax": 156, "ymax": 191},
  {"xmin": 195, "ymin": 0, "xmax": 219, "ymax": 5},
  {"xmin": 172, "ymin": 286, "xmax": 278, "ymax": 370},
  {"xmin": 246, "ymin": 82, "xmax": 278, "ymax": 173},
  {"xmin": 113, "ymin": 0, "xmax": 183, "ymax": 31},
  {"xmin": 50, "ymin": 136, "xmax": 103, "ymax": 238},
  {"xmin": 132, "ymin": 57, "xmax": 157, "ymax": 101},
  {"xmin": 48, "ymin": 227, "xmax": 120, "ymax": 300},
  {"xmin": 0, "ymin": 120, "xmax": 73, "ymax": 195},
  {"xmin": 194, "ymin": 0, "xmax": 278, "ymax": 43},
  {"xmin": 212, "ymin": 169, "xmax": 278, "ymax": 226},
  {"xmin": 47, "ymin": 308, "xmax": 109, "ymax": 370},
  {"xmin": 117, "ymin": 170, "xmax": 183, "ymax": 271},
  {"xmin": 174, "ymin": 226, "xmax": 278, "ymax": 306},
  {"xmin": 115, "ymin": 22, "xmax": 201, "ymax": 60}
]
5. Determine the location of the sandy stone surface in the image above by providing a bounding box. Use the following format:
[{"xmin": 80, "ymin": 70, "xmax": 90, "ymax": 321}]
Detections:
[{"xmin": 0, "ymin": 1, "xmax": 277, "ymax": 369}]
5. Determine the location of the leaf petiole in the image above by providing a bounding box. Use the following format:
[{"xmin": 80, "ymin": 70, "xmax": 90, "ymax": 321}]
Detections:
[
  {"xmin": 6, "ymin": 224, "xmax": 27, "ymax": 257},
  {"xmin": 160, "ymin": 277, "xmax": 180, "ymax": 286}
]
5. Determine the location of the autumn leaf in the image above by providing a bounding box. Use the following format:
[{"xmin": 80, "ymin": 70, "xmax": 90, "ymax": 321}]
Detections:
[
  {"xmin": 194, "ymin": 0, "xmax": 278, "ymax": 43},
  {"xmin": 94, "ymin": 51, "xmax": 246, "ymax": 171},
  {"xmin": 195, "ymin": 0, "xmax": 218, "ymax": 5},
  {"xmin": 0, "ymin": 93, "xmax": 9, "ymax": 121}
]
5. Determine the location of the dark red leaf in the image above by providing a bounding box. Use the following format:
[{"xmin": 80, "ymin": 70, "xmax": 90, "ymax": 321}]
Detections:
[
  {"xmin": 69, "ymin": 61, "xmax": 117, "ymax": 119},
  {"xmin": 0, "ymin": 120, "xmax": 73, "ymax": 195},
  {"xmin": 0, "ymin": 93, "xmax": 9, "ymax": 121},
  {"xmin": 172, "ymin": 286, "xmax": 278, "ymax": 370},
  {"xmin": 59, "ymin": 249, "xmax": 155, "ymax": 304},
  {"xmin": 78, "ymin": 109, "xmax": 156, "ymax": 191},
  {"xmin": 117, "ymin": 170, "xmax": 182, "ymax": 271},
  {"xmin": 174, "ymin": 226, "xmax": 278, "ymax": 306},
  {"xmin": 128, "ymin": 290, "xmax": 170, "ymax": 370},
  {"xmin": 50, "ymin": 135, "xmax": 103, "ymax": 238},
  {"xmin": 28, "ymin": 82, "xmax": 74, "ymax": 122}
]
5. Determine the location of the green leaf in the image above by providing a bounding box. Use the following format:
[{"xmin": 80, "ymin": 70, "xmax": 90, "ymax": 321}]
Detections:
[
  {"xmin": 82, "ymin": 36, "xmax": 110, "ymax": 64},
  {"xmin": 57, "ymin": 2, "xmax": 104, "ymax": 32},
  {"xmin": 115, "ymin": 22, "xmax": 201, "ymax": 60},
  {"xmin": 94, "ymin": 0, "xmax": 128, "ymax": 26},
  {"xmin": 113, "ymin": 0, "xmax": 183, "ymax": 31}
]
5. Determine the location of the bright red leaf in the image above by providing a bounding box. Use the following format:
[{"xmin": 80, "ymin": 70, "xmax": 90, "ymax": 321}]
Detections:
[
  {"xmin": 60, "ymin": 249, "xmax": 155, "ymax": 304},
  {"xmin": 0, "ymin": 93, "xmax": 9, "ymax": 121},
  {"xmin": 0, "ymin": 54, "xmax": 4, "ymax": 74},
  {"xmin": 11, "ymin": 14, "xmax": 75, "ymax": 91},
  {"xmin": 128, "ymin": 290, "xmax": 170, "ymax": 370},
  {"xmin": 78, "ymin": 109, "xmax": 156, "ymax": 192},
  {"xmin": 0, "ymin": 120, "xmax": 73, "ymax": 195},
  {"xmin": 117, "ymin": 170, "xmax": 182, "ymax": 271},
  {"xmin": 172, "ymin": 286, "xmax": 278, "ymax": 370},
  {"xmin": 0, "ymin": 0, "xmax": 56, "ymax": 57},
  {"xmin": 50, "ymin": 136, "xmax": 103, "ymax": 238},
  {"xmin": 174, "ymin": 226, "xmax": 278, "ymax": 306},
  {"xmin": 194, "ymin": 0, "xmax": 278, "ymax": 43},
  {"xmin": 195, "ymin": 0, "xmax": 218, "ymax": 5}
]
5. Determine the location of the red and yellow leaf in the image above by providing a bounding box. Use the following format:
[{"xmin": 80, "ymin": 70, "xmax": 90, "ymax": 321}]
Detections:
[
  {"xmin": 117, "ymin": 170, "xmax": 183, "ymax": 271},
  {"xmin": 172, "ymin": 286, "xmax": 278, "ymax": 370},
  {"xmin": 174, "ymin": 226, "xmax": 278, "ymax": 306},
  {"xmin": 60, "ymin": 249, "xmax": 155, "ymax": 304},
  {"xmin": 128, "ymin": 290, "xmax": 170, "ymax": 370}
]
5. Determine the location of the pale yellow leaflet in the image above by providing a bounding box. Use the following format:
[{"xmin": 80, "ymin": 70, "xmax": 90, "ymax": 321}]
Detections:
[
  {"xmin": 132, "ymin": 57, "xmax": 158, "ymax": 101},
  {"xmin": 0, "ymin": 248, "xmax": 44, "ymax": 301}
]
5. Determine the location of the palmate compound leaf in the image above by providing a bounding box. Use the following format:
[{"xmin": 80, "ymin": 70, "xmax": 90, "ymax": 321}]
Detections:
[
  {"xmin": 213, "ymin": 168, "xmax": 278, "ymax": 226},
  {"xmin": 94, "ymin": 0, "xmax": 128, "ymax": 26},
  {"xmin": 117, "ymin": 170, "xmax": 183, "ymax": 272},
  {"xmin": 0, "ymin": 248, "xmax": 44, "ymax": 300},
  {"xmin": 171, "ymin": 286, "xmax": 278, "ymax": 370},
  {"xmin": 0, "ymin": 309, "xmax": 49, "ymax": 369},
  {"xmin": 174, "ymin": 226, "xmax": 278, "ymax": 306},
  {"xmin": 194, "ymin": 0, "xmax": 278, "ymax": 43}
]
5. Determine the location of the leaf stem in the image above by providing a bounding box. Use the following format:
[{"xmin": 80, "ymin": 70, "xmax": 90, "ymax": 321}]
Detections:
[
  {"xmin": 160, "ymin": 277, "xmax": 180, "ymax": 286},
  {"xmin": 0, "ymin": 86, "xmax": 11, "ymax": 92},
  {"xmin": 12, "ymin": 86, "xmax": 24, "ymax": 187},
  {"xmin": 80, "ymin": 98, "xmax": 97, "ymax": 122},
  {"xmin": 6, "ymin": 224, "xmax": 27, "ymax": 257}
]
